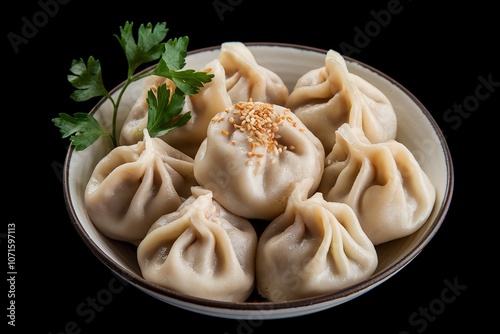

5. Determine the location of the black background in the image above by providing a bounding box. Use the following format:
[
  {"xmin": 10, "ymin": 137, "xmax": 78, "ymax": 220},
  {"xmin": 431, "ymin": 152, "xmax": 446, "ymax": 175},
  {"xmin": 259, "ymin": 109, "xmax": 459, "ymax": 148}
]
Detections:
[{"xmin": 4, "ymin": 0, "xmax": 497, "ymax": 333}]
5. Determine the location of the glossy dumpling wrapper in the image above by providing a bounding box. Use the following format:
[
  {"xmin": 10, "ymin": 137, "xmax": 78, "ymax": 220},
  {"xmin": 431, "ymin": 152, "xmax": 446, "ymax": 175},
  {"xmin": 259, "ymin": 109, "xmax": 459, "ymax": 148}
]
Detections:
[
  {"xmin": 85, "ymin": 129, "xmax": 198, "ymax": 245},
  {"xmin": 256, "ymin": 178, "xmax": 378, "ymax": 302},
  {"xmin": 137, "ymin": 186, "xmax": 258, "ymax": 302},
  {"xmin": 317, "ymin": 123, "xmax": 436, "ymax": 245},
  {"xmin": 194, "ymin": 100, "xmax": 325, "ymax": 221},
  {"xmin": 219, "ymin": 42, "xmax": 289, "ymax": 105},
  {"xmin": 285, "ymin": 49, "xmax": 397, "ymax": 154},
  {"xmin": 120, "ymin": 59, "xmax": 233, "ymax": 158}
]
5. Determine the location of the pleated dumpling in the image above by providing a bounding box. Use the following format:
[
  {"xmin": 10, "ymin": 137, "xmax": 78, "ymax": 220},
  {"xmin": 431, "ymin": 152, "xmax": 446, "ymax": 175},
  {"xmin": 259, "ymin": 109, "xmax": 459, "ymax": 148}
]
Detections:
[
  {"xmin": 119, "ymin": 74, "xmax": 173, "ymax": 146},
  {"xmin": 218, "ymin": 42, "xmax": 289, "ymax": 105},
  {"xmin": 194, "ymin": 100, "xmax": 325, "ymax": 221},
  {"xmin": 256, "ymin": 178, "xmax": 378, "ymax": 302},
  {"xmin": 137, "ymin": 186, "xmax": 258, "ymax": 302},
  {"xmin": 317, "ymin": 123, "xmax": 436, "ymax": 245},
  {"xmin": 285, "ymin": 49, "xmax": 397, "ymax": 153},
  {"xmin": 120, "ymin": 59, "xmax": 233, "ymax": 158},
  {"xmin": 160, "ymin": 59, "xmax": 233, "ymax": 158},
  {"xmin": 85, "ymin": 129, "xmax": 197, "ymax": 245}
]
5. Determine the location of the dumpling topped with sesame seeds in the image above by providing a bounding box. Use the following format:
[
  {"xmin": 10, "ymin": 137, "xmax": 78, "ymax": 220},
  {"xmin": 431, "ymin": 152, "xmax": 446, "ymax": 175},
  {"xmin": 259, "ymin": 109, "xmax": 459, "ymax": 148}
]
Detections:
[{"xmin": 193, "ymin": 99, "xmax": 325, "ymax": 221}]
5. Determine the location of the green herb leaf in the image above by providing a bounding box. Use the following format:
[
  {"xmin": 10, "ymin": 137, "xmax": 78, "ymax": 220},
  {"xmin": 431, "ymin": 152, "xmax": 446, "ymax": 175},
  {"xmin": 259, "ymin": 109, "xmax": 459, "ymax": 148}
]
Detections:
[
  {"xmin": 52, "ymin": 112, "xmax": 109, "ymax": 151},
  {"xmin": 57, "ymin": 21, "xmax": 211, "ymax": 151},
  {"xmin": 146, "ymin": 84, "xmax": 191, "ymax": 138},
  {"xmin": 159, "ymin": 36, "xmax": 189, "ymax": 70},
  {"xmin": 67, "ymin": 57, "xmax": 108, "ymax": 102},
  {"xmin": 115, "ymin": 21, "xmax": 169, "ymax": 76},
  {"xmin": 153, "ymin": 37, "xmax": 214, "ymax": 95}
]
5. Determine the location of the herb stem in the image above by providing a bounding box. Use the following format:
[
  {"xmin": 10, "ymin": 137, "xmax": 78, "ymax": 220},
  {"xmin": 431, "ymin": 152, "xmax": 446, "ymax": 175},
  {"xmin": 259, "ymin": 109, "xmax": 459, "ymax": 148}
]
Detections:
[
  {"xmin": 111, "ymin": 76, "xmax": 132, "ymax": 147},
  {"xmin": 53, "ymin": 22, "xmax": 213, "ymax": 152},
  {"xmin": 112, "ymin": 71, "xmax": 156, "ymax": 146}
]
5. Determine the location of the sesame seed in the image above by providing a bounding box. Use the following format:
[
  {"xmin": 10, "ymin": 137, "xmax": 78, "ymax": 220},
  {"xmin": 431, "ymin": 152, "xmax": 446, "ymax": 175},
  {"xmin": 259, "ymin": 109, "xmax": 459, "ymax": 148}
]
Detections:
[{"xmin": 221, "ymin": 100, "xmax": 305, "ymax": 167}]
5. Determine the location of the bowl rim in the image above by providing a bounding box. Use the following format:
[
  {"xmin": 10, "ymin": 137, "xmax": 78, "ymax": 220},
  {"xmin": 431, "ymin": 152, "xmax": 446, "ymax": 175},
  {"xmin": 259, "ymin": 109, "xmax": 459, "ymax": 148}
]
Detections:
[{"xmin": 62, "ymin": 42, "xmax": 454, "ymax": 313}]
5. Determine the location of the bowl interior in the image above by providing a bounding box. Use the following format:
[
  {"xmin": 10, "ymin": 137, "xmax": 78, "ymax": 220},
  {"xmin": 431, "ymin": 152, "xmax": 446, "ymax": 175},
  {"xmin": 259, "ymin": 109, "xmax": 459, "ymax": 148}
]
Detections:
[{"xmin": 63, "ymin": 43, "xmax": 453, "ymax": 319}]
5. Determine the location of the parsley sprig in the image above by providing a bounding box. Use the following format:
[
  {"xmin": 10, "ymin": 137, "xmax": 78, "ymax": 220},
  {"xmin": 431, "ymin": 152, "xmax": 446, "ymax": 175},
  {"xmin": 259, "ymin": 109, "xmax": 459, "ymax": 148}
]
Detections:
[
  {"xmin": 147, "ymin": 85, "xmax": 191, "ymax": 138},
  {"xmin": 53, "ymin": 21, "xmax": 213, "ymax": 151}
]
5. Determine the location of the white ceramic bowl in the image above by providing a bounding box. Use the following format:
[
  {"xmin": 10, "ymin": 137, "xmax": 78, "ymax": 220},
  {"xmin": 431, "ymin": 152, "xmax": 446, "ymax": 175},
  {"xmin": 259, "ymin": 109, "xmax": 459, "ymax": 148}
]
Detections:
[{"xmin": 63, "ymin": 43, "xmax": 454, "ymax": 319}]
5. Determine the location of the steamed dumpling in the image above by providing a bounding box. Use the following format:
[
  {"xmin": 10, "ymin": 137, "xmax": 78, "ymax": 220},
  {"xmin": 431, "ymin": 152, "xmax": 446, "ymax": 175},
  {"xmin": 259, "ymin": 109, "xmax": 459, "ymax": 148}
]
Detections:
[
  {"xmin": 137, "ymin": 186, "xmax": 257, "ymax": 302},
  {"xmin": 219, "ymin": 42, "xmax": 289, "ymax": 105},
  {"xmin": 160, "ymin": 59, "xmax": 232, "ymax": 158},
  {"xmin": 85, "ymin": 129, "xmax": 198, "ymax": 245},
  {"xmin": 317, "ymin": 123, "xmax": 436, "ymax": 245},
  {"xmin": 120, "ymin": 59, "xmax": 233, "ymax": 158},
  {"xmin": 256, "ymin": 178, "xmax": 378, "ymax": 302},
  {"xmin": 285, "ymin": 49, "xmax": 397, "ymax": 153},
  {"xmin": 194, "ymin": 100, "xmax": 325, "ymax": 221},
  {"xmin": 119, "ymin": 74, "xmax": 173, "ymax": 146}
]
